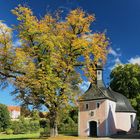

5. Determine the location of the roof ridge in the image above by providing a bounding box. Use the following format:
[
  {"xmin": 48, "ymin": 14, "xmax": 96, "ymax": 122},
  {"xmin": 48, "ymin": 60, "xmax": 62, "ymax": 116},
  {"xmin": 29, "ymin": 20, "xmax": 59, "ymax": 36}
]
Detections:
[
  {"xmin": 108, "ymin": 87, "xmax": 136, "ymax": 113},
  {"xmin": 98, "ymin": 87, "xmax": 116, "ymax": 101},
  {"xmin": 98, "ymin": 87, "xmax": 107, "ymax": 98}
]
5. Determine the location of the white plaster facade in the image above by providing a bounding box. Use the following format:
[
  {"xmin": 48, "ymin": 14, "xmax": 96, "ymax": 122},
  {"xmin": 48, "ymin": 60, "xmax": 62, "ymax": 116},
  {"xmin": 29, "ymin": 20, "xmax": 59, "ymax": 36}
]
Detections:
[
  {"xmin": 116, "ymin": 112, "xmax": 137, "ymax": 132},
  {"xmin": 8, "ymin": 106, "xmax": 20, "ymax": 119},
  {"xmin": 10, "ymin": 110, "xmax": 20, "ymax": 119}
]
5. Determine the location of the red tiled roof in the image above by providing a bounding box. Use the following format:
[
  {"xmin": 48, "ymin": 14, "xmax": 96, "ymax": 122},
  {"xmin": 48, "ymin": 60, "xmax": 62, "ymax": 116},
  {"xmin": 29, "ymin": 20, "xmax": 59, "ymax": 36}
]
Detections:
[{"xmin": 7, "ymin": 106, "xmax": 20, "ymax": 112}]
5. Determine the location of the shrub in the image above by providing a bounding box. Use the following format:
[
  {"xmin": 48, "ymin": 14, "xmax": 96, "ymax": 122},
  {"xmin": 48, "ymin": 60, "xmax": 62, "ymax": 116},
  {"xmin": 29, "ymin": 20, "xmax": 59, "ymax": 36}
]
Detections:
[
  {"xmin": 58, "ymin": 116, "xmax": 78, "ymax": 134},
  {"xmin": 10, "ymin": 121, "xmax": 21, "ymax": 134},
  {"xmin": 40, "ymin": 126, "xmax": 50, "ymax": 138},
  {"xmin": 31, "ymin": 110, "xmax": 40, "ymax": 121},
  {"xmin": 0, "ymin": 104, "xmax": 10, "ymax": 131},
  {"xmin": 5, "ymin": 128, "xmax": 13, "ymax": 135},
  {"xmin": 10, "ymin": 118, "xmax": 40, "ymax": 134},
  {"xmin": 19, "ymin": 120, "xmax": 30, "ymax": 134},
  {"xmin": 39, "ymin": 119, "xmax": 49, "ymax": 128},
  {"xmin": 10, "ymin": 118, "xmax": 29, "ymax": 134},
  {"xmin": 29, "ymin": 120, "xmax": 40, "ymax": 133}
]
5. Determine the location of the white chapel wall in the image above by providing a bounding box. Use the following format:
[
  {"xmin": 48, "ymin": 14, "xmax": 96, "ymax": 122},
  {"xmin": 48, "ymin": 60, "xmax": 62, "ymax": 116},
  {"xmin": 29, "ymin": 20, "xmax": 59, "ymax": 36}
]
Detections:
[
  {"xmin": 105, "ymin": 99, "xmax": 117, "ymax": 136},
  {"xmin": 116, "ymin": 112, "xmax": 137, "ymax": 132}
]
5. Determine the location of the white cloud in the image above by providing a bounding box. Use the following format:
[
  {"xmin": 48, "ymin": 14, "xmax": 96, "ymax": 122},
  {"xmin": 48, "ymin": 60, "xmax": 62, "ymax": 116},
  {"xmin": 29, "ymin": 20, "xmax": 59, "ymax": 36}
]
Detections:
[
  {"xmin": 116, "ymin": 48, "xmax": 121, "ymax": 51},
  {"xmin": 128, "ymin": 56, "xmax": 140, "ymax": 65},
  {"xmin": 107, "ymin": 47, "xmax": 122, "ymax": 71},
  {"xmin": 79, "ymin": 81, "xmax": 90, "ymax": 92},
  {"xmin": 115, "ymin": 57, "xmax": 122, "ymax": 64},
  {"xmin": 0, "ymin": 22, "xmax": 11, "ymax": 35},
  {"xmin": 108, "ymin": 47, "xmax": 118, "ymax": 57},
  {"xmin": 13, "ymin": 39, "xmax": 22, "ymax": 47},
  {"xmin": 108, "ymin": 47, "xmax": 121, "ymax": 57},
  {"xmin": 108, "ymin": 56, "xmax": 140, "ymax": 71},
  {"xmin": 108, "ymin": 57, "xmax": 122, "ymax": 70}
]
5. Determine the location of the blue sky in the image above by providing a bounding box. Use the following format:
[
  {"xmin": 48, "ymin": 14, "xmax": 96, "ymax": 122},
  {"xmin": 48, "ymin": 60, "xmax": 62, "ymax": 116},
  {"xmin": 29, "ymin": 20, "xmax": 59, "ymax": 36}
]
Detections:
[{"xmin": 0, "ymin": 0, "xmax": 140, "ymax": 105}]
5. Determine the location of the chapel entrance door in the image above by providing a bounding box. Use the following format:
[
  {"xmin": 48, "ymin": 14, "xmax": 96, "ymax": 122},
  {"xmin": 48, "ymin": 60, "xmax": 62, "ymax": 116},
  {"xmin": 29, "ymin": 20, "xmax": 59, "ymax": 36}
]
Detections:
[{"xmin": 89, "ymin": 121, "xmax": 97, "ymax": 137}]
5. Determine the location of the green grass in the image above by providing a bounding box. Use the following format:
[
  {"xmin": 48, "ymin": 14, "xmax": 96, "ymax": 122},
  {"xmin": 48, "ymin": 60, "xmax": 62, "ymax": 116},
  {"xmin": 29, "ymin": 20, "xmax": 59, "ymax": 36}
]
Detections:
[
  {"xmin": 0, "ymin": 133, "xmax": 97, "ymax": 140},
  {"xmin": 0, "ymin": 133, "xmax": 83, "ymax": 140},
  {"xmin": 0, "ymin": 133, "xmax": 90, "ymax": 140},
  {"xmin": 0, "ymin": 133, "xmax": 40, "ymax": 140}
]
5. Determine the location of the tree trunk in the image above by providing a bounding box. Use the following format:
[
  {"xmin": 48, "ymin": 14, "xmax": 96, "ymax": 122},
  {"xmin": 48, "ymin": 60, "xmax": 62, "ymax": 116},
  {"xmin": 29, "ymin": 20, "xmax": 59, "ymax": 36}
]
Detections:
[
  {"xmin": 49, "ymin": 110, "xmax": 58, "ymax": 137},
  {"xmin": 50, "ymin": 121, "xmax": 58, "ymax": 137}
]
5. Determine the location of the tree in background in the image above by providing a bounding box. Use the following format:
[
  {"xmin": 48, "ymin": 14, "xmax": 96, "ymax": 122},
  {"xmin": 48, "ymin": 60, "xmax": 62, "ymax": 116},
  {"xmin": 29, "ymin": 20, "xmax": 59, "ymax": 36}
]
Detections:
[
  {"xmin": 110, "ymin": 64, "xmax": 140, "ymax": 121},
  {"xmin": 58, "ymin": 106, "xmax": 78, "ymax": 134},
  {"xmin": 68, "ymin": 106, "xmax": 78, "ymax": 124},
  {"xmin": 0, "ymin": 5, "xmax": 109, "ymax": 136},
  {"xmin": 20, "ymin": 105, "xmax": 31, "ymax": 117},
  {"xmin": 31, "ymin": 110, "xmax": 40, "ymax": 121},
  {"xmin": 0, "ymin": 104, "xmax": 10, "ymax": 131}
]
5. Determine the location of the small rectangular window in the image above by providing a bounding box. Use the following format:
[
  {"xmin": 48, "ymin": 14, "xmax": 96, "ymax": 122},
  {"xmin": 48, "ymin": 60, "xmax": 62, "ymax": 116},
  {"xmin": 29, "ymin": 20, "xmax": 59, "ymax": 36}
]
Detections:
[
  {"xmin": 96, "ymin": 102, "xmax": 100, "ymax": 108},
  {"xmin": 85, "ymin": 103, "xmax": 89, "ymax": 110},
  {"xmin": 130, "ymin": 115, "xmax": 134, "ymax": 128}
]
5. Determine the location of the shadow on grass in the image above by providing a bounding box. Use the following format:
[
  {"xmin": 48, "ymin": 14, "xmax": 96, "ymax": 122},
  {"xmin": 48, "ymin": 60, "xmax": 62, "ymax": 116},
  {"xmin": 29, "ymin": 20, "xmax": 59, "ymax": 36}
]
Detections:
[
  {"xmin": 59, "ymin": 131, "xmax": 78, "ymax": 137},
  {"xmin": 110, "ymin": 132, "xmax": 140, "ymax": 139}
]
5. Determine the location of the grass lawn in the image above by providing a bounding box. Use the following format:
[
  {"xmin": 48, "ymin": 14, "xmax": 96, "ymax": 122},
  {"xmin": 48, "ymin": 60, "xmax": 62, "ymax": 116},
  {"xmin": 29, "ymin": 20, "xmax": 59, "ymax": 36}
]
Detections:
[
  {"xmin": 0, "ymin": 133, "xmax": 94, "ymax": 140},
  {"xmin": 0, "ymin": 133, "xmax": 40, "ymax": 139},
  {"xmin": 1, "ymin": 133, "xmax": 140, "ymax": 140},
  {"xmin": 0, "ymin": 133, "xmax": 99, "ymax": 140}
]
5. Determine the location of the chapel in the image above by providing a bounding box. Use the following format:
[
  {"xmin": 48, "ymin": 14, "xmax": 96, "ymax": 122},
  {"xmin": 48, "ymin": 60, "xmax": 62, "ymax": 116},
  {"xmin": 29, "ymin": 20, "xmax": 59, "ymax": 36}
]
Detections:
[{"xmin": 78, "ymin": 63, "xmax": 137, "ymax": 137}]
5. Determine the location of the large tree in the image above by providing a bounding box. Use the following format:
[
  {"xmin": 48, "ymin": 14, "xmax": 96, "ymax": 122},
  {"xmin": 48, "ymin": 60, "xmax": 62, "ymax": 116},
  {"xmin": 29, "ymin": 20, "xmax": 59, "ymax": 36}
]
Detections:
[
  {"xmin": 0, "ymin": 5, "xmax": 109, "ymax": 136},
  {"xmin": 110, "ymin": 64, "xmax": 140, "ymax": 121}
]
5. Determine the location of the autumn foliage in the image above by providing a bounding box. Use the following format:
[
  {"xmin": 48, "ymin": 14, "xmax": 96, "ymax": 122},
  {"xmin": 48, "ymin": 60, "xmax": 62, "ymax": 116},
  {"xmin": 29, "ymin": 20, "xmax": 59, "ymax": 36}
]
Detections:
[{"xmin": 0, "ymin": 5, "xmax": 109, "ymax": 136}]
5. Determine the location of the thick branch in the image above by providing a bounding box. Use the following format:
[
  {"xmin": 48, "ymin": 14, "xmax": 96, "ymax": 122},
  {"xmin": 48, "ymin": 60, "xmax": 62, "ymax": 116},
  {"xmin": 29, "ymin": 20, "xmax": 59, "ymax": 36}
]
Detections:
[{"xmin": 0, "ymin": 71, "xmax": 16, "ymax": 79}]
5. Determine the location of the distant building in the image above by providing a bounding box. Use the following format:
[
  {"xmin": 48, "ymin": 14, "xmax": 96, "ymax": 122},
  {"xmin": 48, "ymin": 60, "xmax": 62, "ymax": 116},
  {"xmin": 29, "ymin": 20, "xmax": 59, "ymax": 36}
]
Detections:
[
  {"xmin": 7, "ymin": 106, "xmax": 20, "ymax": 119},
  {"xmin": 78, "ymin": 63, "xmax": 137, "ymax": 137}
]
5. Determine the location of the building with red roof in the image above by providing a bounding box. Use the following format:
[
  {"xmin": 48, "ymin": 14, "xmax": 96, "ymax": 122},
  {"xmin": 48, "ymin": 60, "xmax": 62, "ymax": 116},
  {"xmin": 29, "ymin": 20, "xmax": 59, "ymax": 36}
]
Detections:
[{"xmin": 7, "ymin": 106, "xmax": 20, "ymax": 119}]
